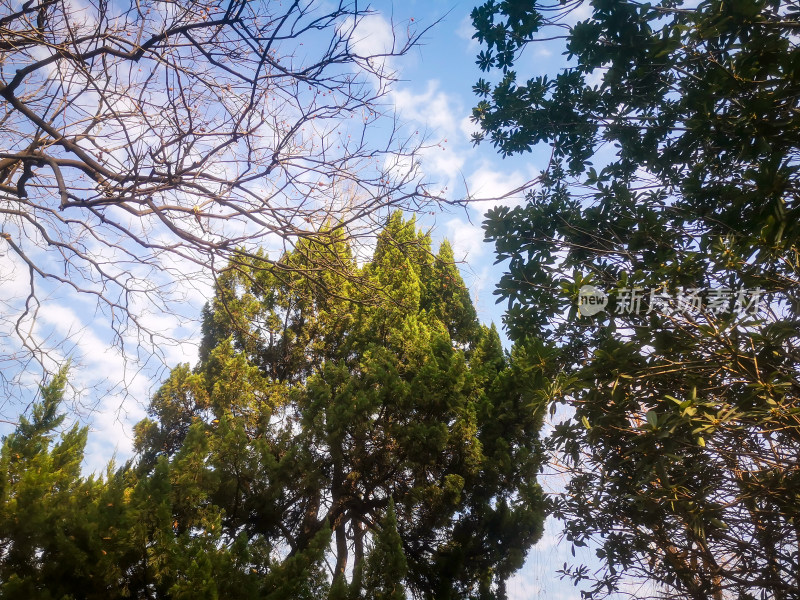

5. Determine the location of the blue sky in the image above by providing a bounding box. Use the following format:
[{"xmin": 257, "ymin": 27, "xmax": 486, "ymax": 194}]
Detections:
[{"xmin": 0, "ymin": 1, "xmax": 635, "ymax": 597}]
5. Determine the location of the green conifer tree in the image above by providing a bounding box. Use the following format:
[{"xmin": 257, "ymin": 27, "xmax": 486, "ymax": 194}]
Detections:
[
  {"xmin": 362, "ymin": 499, "xmax": 407, "ymax": 600},
  {"xmin": 0, "ymin": 368, "xmax": 130, "ymax": 599},
  {"xmin": 0, "ymin": 214, "xmax": 547, "ymax": 600},
  {"xmin": 145, "ymin": 213, "xmax": 547, "ymax": 598}
]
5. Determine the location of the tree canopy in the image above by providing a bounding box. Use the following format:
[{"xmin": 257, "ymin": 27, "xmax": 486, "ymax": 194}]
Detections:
[
  {"xmin": 0, "ymin": 214, "xmax": 547, "ymax": 599},
  {"xmin": 473, "ymin": 0, "xmax": 800, "ymax": 598}
]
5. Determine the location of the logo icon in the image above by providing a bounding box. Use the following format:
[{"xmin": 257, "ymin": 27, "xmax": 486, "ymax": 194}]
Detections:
[{"xmin": 578, "ymin": 285, "xmax": 607, "ymax": 316}]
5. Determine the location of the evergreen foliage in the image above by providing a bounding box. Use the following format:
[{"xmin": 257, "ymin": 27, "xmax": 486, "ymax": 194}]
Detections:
[
  {"xmin": 473, "ymin": 1, "xmax": 800, "ymax": 598},
  {"xmin": 362, "ymin": 500, "xmax": 407, "ymax": 600},
  {"xmin": 0, "ymin": 214, "xmax": 546, "ymax": 599}
]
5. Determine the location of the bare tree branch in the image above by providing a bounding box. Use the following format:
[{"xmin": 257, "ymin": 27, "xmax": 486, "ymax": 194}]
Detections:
[{"xmin": 0, "ymin": 0, "xmax": 448, "ymax": 406}]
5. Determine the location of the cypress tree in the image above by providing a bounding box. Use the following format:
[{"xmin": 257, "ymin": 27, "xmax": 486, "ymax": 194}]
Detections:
[
  {"xmin": 362, "ymin": 499, "xmax": 407, "ymax": 600},
  {"xmin": 0, "ymin": 214, "xmax": 547, "ymax": 600}
]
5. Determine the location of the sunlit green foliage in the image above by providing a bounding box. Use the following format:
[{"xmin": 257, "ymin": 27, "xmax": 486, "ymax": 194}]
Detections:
[
  {"xmin": 0, "ymin": 214, "xmax": 546, "ymax": 600},
  {"xmin": 473, "ymin": 1, "xmax": 800, "ymax": 598}
]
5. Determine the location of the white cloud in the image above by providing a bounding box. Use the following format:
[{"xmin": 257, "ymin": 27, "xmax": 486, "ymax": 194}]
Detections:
[
  {"xmin": 418, "ymin": 143, "xmax": 465, "ymax": 183},
  {"xmin": 383, "ymin": 151, "xmax": 421, "ymax": 185},
  {"xmin": 7, "ymin": 271, "xmax": 203, "ymax": 474},
  {"xmin": 456, "ymin": 14, "xmax": 479, "ymax": 52},
  {"xmin": 63, "ymin": 0, "xmax": 100, "ymax": 33},
  {"xmin": 391, "ymin": 81, "xmax": 472, "ymax": 187},
  {"xmin": 563, "ymin": 1, "xmax": 593, "ymax": 26},
  {"xmin": 0, "ymin": 249, "xmax": 32, "ymax": 302},
  {"xmin": 506, "ymin": 516, "xmax": 591, "ymax": 600},
  {"xmin": 586, "ymin": 67, "xmax": 607, "ymax": 88},
  {"xmin": 84, "ymin": 390, "xmax": 147, "ymax": 475},
  {"xmin": 445, "ymin": 217, "xmax": 484, "ymax": 261},
  {"xmin": 339, "ymin": 13, "xmax": 399, "ymax": 85},
  {"xmin": 393, "ymin": 80, "xmax": 460, "ymax": 139},
  {"xmin": 348, "ymin": 13, "xmax": 396, "ymax": 56},
  {"xmin": 506, "ymin": 571, "xmax": 543, "ymax": 600},
  {"xmin": 459, "ymin": 114, "xmax": 480, "ymax": 144},
  {"xmin": 466, "ymin": 164, "xmax": 531, "ymax": 214}
]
